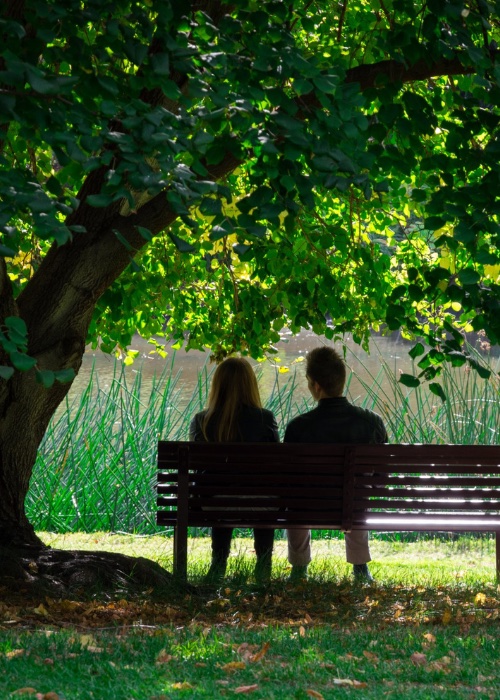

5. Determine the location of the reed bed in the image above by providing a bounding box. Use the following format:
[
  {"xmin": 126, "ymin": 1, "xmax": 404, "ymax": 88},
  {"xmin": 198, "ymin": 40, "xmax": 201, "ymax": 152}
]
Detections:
[{"xmin": 27, "ymin": 344, "xmax": 499, "ymax": 534}]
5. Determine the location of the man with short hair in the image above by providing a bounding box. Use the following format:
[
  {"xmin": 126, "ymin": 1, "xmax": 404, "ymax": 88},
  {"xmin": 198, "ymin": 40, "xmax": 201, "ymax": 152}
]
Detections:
[{"xmin": 285, "ymin": 346, "xmax": 388, "ymax": 582}]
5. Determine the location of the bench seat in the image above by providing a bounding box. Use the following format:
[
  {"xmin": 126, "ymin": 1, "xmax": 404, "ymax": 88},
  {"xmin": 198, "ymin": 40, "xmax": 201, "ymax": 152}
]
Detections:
[{"xmin": 157, "ymin": 442, "xmax": 500, "ymax": 580}]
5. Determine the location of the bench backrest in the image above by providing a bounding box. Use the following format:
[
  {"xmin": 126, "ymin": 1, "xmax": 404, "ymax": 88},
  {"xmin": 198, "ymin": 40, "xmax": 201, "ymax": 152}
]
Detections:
[{"xmin": 157, "ymin": 442, "xmax": 500, "ymax": 530}]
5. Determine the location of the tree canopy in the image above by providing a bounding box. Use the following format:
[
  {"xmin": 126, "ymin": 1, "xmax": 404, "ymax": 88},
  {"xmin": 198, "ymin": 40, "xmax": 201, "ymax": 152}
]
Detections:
[{"xmin": 1, "ymin": 0, "xmax": 500, "ymax": 391}]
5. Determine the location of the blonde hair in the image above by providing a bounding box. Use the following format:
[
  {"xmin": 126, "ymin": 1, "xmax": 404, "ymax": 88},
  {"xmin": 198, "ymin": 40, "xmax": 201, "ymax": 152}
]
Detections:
[{"xmin": 202, "ymin": 357, "xmax": 262, "ymax": 442}]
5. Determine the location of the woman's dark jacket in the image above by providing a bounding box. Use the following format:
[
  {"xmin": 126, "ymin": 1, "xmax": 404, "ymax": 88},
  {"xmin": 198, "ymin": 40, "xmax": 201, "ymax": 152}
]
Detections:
[{"xmin": 189, "ymin": 406, "xmax": 279, "ymax": 443}]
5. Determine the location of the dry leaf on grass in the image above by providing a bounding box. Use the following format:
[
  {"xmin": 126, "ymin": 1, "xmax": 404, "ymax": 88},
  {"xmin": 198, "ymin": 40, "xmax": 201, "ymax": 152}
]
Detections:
[
  {"xmin": 333, "ymin": 678, "xmax": 367, "ymax": 688},
  {"xmin": 441, "ymin": 609, "xmax": 452, "ymax": 624},
  {"xmin": 5, "ymin": 649, "xmax": 25, "ymax": 659},
  {"xmin": 156, "ymin": 649, "xmax": 174, "ymax": 663},
  {"xmin": 410, "ymin": 652, "xmax": 427, "ymax": 666},
  {"xmin": 171, "ymin": 683, "xmax": 193, "ymax": 690},
  {"xmin": 306, "ymin": 689, "xmax": 325, "ymax": 699},
  {"xmin": 423, "ymin": 633, "xmax": 436, "ymax": 644},
  {"xmin": 234, "ymin": 685, "xmax": 259, "ymax": 694},
  {"xmin": 33, "ymin": 604, "xmax": 49, "ymax": 617},
  {"xmin": 250, "ymin": 642, "xmax": 269, "ymax": 663},
  {"xmin": 222, "ymin": 661, "xmax": 246, "ymax": 672},
  {"xmin": 363, "ymin": 650, "xmax": 379, "ymax": 663}
]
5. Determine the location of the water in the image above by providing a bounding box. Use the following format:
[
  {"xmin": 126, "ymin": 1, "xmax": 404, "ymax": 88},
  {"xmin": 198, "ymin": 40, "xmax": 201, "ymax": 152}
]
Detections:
[{"xmin": 69, "ymin": 330, "xmax": 420, "ymax": 407}]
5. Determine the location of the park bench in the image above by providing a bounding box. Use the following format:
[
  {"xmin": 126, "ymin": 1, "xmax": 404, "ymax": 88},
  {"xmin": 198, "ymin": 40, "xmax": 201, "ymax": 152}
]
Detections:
[{"xmin": 156, "ymin": 441, "xmax": 500, "ymax": 580}]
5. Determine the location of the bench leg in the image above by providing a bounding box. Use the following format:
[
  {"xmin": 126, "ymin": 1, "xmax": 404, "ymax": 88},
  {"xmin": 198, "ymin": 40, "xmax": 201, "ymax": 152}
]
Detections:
[
  {"xmin": 174, "ymin": 524, "xmax": 188, "ymax": 581},
  {"xmin": 496, "ymin": 532, "xmax": 500, "ymax": 584}
]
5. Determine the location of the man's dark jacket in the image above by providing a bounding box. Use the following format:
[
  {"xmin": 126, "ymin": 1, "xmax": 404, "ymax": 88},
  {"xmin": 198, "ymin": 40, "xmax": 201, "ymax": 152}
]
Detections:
[{"xmin": 284, "ymin": 397, "xmax": 387, "ymax": 444}]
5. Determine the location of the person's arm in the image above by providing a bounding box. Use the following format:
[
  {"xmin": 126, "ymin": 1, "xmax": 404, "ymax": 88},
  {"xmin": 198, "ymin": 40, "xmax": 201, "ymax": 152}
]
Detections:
[
  {"xmin": 269, "ymin": 413, "xmax": 280, "ymax": 442},
  {"xmin": 374, "ymin": 417, "xmax": 388, "ymax": 444},
  {"xmin": 283, "ymin": 418, "xmax": 300, "ymax": 443},
  {"xmin": 189, "ymin": 414, "xmax": 205, "ymax": 442}
]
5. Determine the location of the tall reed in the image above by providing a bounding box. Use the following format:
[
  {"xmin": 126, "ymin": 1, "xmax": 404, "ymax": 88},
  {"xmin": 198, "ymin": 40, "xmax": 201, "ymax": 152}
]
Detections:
[{"xmin": 27, "ymin": 344, "xmax": 499, "ymax": 534}]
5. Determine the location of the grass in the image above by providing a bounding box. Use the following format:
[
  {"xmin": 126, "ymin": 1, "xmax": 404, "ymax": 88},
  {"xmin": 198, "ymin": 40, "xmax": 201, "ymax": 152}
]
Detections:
[
  {"xmin": 1, "ymin": 533, "xmax": 500, "ymax": 699},
  {"xmin": 38, "ymin": 531, "xmax": 497, "ymax": 589}
]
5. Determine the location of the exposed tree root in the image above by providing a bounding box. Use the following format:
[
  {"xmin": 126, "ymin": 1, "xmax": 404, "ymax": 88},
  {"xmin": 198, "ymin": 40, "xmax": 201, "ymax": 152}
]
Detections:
[{"xmin": 0, "ymin": 545, "xmax": 189, "ymax": 599}]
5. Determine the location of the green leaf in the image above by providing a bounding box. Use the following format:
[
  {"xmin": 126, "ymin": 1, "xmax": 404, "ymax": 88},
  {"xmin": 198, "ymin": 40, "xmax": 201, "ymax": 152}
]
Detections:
[
  {"xmin": 233, "ymin": 243, "xmax": 251, "ymax": 257},
  {"xmin": 35, "ymin": 369, "xmax": 55, "ymax": 388},
  {"xmin": 0, "ymin": 244, "xmax": 17, "ymax": 257},
  {"xmin": 458, "ymin": 269, "xmax": 480, "ymax": 286},
  {"xmin": 54, "ymin": 368, "xmax": 76, "ymax": 383},
  {"xmin": 86, "ymin": 194, "xmax": 114, "ymax": 207},
  {"xmin": 5, "ymin": 316, "xmax": 27, "ymax": 337},
  {"xmin": 468, "ymin": 359, "xmax": 491, "ymax": 380},
  {"xmin": 136, "ymin": 226, "xmax": 153, "ymax": 241},
  {"xmin": 151, "ymin": 53, "xmax": 170, "ymax": 75},
  {"xmin": 409, "ymin": 342, "xmax": 425, "ymax": 359},
  {"xmin": 10, "ymin": 352, "xmax": 37, "ymax": 371},
  {"xmin": 0, "ymin": 366, "xmax": 14, "ymax": 380},
  {"xmin": 399, "ymin": 373, "xmax": 420, "ymax": 388},
  {"xmin": 169, "ymin": 232, "xmax": 195, "ymax": 253},
  {"xmin": 429, "ymin": 383, "xmax": 446, "ymax": 402},
  {"xmin": 313, "ymin": 75, "xmax": 338, "ymax": 94}
]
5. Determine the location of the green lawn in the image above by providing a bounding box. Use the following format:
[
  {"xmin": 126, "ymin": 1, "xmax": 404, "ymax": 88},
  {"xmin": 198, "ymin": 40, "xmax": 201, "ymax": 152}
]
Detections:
[{"xmin": 1, "ymin": 533, "xmax": 498, "ymax": 699}]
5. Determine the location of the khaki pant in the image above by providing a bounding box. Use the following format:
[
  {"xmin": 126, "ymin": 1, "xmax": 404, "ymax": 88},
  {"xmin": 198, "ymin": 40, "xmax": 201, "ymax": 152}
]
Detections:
[{"xmin": 286, "ymin": 528, "xmax": 371, "ymax": 566}]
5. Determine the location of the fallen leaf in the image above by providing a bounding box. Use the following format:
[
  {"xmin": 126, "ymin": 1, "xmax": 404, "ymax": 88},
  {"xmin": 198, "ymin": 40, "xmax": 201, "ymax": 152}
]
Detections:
[
  {"xmin": 33, "ymin": 604, "xmax": 49, "ymax": 617},
  {"xmin": 234, "ymin": 685, "xmax": 258, "ymax": 694},
  {"xmin": 333, "ymin": 678, "xmax": 367, "ymax": 688},
  {"xmin": 171, "ymin": 683, "xmax": 193, "ymax": 690},
  {"xmin": 442, "ymin": 609, "xmax": 452, "ymax": 624},
  {"xmin": 411, "ymin": 652, "xmax": 427, "ymax": 666},
  {"xmin": 306, "ymin": 690, "xmax": 325, "ymax": 699},
  {"xmin": 299, "ymin": 625, "xmax": 306, "ymax": 637},
  {"xmin": 6, "ymin": 649, "xmax": 25, "ymax": 659},
  {"xmin": 363, "ymin": 650, "xmax": 379, "ymax": 663},
  {"xmin": 11, "ymin": 690, "xmax": 37, "ymax": 696},
  {"xmin": 338, "ymin": 653, "xmax": 361, "ymax": 662},
  {"xmin": 250, "ymin": 643, "xmax": 269, "ymax": 663},
  {"xmin": 156, "ymin": 649, "xmax": 174, "ymax": 664},
  {"xmin": 304, "ymin": 613, "xmax": 313, "ymax": 624},
  {"xmin": 42, "ymin": 693, "xmax": 61, "ymax": 700},
  {"xmin": 475, "ymin": 593, "xmax": 487, "ymax": 606},
  {"xmin": 423, "ymin": 633, "xmax": 436, "ymax": 643},
  {"xmin": 222, "ymin": 661, "xmax": 246, "ymax": 672}
]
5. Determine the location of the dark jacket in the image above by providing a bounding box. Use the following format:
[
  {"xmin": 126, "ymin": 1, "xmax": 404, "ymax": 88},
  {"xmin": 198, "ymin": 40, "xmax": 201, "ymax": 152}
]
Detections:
[
  {"xmin": 190, "ymin": 405, "xmax": 280, "ymax": 443},
  {"xmin": 284, "ymin": 397, "xmax": 387, "ymax": 445}
]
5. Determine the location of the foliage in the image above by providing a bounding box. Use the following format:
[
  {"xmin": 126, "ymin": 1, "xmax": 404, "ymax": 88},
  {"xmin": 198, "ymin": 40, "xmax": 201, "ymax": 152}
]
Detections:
[{"xmin": 1, "ymin": 0, "xmax": 500, "ymax": 386}]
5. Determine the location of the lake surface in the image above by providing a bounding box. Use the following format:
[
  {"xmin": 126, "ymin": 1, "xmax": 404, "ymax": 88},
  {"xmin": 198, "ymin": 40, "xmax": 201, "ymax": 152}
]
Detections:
[{"xmin": 68, "ymin": 330, "xmax": 428, "ymax": 407}]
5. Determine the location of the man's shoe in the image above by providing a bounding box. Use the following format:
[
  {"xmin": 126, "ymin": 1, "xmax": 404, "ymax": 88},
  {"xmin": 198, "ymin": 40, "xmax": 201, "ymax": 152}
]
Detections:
[
  {"xmin": 254, "ymin": 555, "xmax": 272, "ymax": 585},
  {"xmin": 288, "ymin": 565, "xmax": 308, "ymax": 583},
  {"xmin": 353, "ymin": 563, "xmax": 374, "ymax": 582},
  {"xmin": 204, "ymin": 561, "xmax": 227, "ymax": 584}
]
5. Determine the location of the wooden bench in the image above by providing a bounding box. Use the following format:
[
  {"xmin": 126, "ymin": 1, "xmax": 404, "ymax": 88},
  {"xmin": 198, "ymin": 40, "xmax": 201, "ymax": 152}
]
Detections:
[{"xmin": 156, "ymin": 442, "xmax": 500, "ymax": 580}]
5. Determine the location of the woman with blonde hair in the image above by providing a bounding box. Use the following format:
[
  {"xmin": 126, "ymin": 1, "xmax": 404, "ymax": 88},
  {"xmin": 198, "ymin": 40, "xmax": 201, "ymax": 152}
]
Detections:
[{"xmin": 190, "ymin": 357, "xmax": 279, "ymax": 583}]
